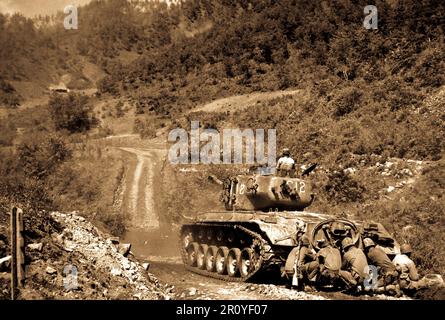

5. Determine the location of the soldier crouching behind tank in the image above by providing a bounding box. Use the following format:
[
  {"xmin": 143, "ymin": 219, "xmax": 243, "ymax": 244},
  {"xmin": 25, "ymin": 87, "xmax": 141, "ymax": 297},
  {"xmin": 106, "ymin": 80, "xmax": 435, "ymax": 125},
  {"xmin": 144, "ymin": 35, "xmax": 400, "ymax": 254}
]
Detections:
[
  {"xmin": 293, "ymin": 236, "xmax": 319, "ymax": 290},
  {"xmin": 340, "ymin": 237, "xmax": 369, "ymax": 293},
  {"xmin": 393, "ymin": 244, "xmax": 422, "ymax": 293},
  {"xmin": 315, "ymin": 239, "xmax": 357, "ymax": 291},
  {"xmin": 363, "ymin": 238, "xmax": 399, "ymax": 288}
]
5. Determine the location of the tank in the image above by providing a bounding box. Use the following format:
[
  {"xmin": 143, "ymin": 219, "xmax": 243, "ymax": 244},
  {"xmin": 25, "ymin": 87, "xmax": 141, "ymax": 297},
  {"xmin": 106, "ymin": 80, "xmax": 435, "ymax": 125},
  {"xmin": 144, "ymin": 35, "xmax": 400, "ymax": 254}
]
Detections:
[{"xmin": 179, "ymin": 169, "xmax": 400, "ymax": 282}]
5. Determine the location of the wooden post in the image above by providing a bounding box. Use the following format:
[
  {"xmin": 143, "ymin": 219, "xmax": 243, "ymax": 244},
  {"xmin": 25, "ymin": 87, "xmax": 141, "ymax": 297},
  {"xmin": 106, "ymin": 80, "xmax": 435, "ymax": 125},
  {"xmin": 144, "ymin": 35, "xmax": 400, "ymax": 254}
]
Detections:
[
  {"xmin": 10, "ymin": 207, "xmax": 25, "ymax": 300},
  {"xmin": 10, "ymin": 207, "xmax": 17, "ymax": 300},
  {"xmin": 16, "ymin": 208, "xmax": 25, "ymax": 288}
]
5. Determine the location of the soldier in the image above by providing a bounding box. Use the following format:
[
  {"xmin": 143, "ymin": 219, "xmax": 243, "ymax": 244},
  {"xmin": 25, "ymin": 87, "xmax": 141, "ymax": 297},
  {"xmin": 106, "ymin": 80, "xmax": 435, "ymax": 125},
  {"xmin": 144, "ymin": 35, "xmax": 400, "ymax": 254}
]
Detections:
[
  {"xmin": 296, "ymin": 236, "xmax": 319, "ymax": 288},
  {"xmin": 327, "ymin": 221, "xmax": 349, "ymax": 249},
  {"xmin": 276, "ymin": 148, "xmax": 296, "ymax": 177},
  {"xmin": 316, "ymin": 239, "xmax": 356, "ymax": 289},
  {"xmin": 363, "ymin": 238, "xmax": 398, "ymax": 287},
  {"xmin": 341, "ymin": 237, "xmax": 369, "ymax": 285},
  {"xmin": 282, "ymin": 223, "xmax": 306, "ymax": 281},
  {"xmin": 393, "ymin": 244, "xmax": 420, "ymax": 291}
]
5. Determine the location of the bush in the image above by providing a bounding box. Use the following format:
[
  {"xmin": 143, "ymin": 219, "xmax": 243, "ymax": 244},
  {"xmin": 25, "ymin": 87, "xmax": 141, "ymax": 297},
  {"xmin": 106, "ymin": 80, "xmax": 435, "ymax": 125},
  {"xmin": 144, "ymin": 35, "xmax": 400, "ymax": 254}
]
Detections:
[
  {"xmin": 49, "ymin": 94, "xmax": 96, "ymax": 133},
  {"xmin": 324, "ymin": 170, "xmax": 366, "ymax": 203},
  {"xmin": 17, "ymin": 134, "xmax": 71, "ymax": 179},
  {"xmin": 0, "ymin": 78, "xmax": 20, "ymax": 107},
  {"xmin": 95, "ymin": 211, "xmax": 126, "ymax": 237},
  {"xmin": 330, "ymin": 86, "xmax": 364, "ymax": 117}
]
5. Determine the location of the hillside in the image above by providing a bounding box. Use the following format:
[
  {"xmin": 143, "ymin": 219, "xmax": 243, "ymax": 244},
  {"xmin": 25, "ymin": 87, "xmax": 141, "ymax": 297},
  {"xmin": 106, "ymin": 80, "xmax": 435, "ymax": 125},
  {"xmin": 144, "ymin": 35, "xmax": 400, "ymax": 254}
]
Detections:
[{"xmin": 0, "ymin": 0, "xmax": 444, "ymax": 298}]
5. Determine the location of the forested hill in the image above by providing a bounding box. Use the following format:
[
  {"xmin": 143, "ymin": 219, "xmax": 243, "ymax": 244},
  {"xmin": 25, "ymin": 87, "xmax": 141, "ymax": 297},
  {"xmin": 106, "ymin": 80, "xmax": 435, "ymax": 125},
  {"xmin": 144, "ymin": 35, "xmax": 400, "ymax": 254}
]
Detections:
[{"xmin": 0, "ymin": 0, "xmax": 444, "ymax": 277}]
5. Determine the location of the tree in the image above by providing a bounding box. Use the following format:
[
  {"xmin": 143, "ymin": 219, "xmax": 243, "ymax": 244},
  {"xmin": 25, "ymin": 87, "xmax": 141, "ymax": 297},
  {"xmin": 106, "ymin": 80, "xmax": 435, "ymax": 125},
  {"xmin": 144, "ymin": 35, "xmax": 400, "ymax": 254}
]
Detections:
[{"xmin": 49, "ymin": 94, "xmax": 96, "ymax": 133}]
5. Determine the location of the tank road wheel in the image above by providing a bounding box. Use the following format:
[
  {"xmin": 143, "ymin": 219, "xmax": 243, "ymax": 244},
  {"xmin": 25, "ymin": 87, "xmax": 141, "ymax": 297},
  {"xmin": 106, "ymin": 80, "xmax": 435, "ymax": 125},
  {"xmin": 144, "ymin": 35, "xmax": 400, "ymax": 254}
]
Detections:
[
  {"xmin": 205, "ymin": 246, "xmax": 219, "ymax": 272},
  {"xmin": 227, "ymin": 248, "xmax": 241, "ymax": 277},
  {"xmin": 197, "ymin": 244, "xmax": 209, "ymax": 270},
  {"xmin": 216, "ymin": 230, "xmax": 224, "ymax": 242},
  {"xmin": 206, "ymin": 229, "xmax": 214, "ymax": 242},
  {"xmin": 186, "ymin": 242, "xmax": 199, "ymax": 267},
  {"xmin": 215, "ymin": 246, "xmax": 229, "ymax": 275},
  {"xmin": 197, "ymin": 229, "xmax": 205, "ymax": 241},
  {"xmin": 239, "ymin": 248, "xmax": 256, "ymax": 277},
  {"xmin": 182, "ymin": 229, "xmax": 194, "ymax": 249},
  {"xmin": 227, "ymin": 231, "xmax": 236, "ymax": 244}
]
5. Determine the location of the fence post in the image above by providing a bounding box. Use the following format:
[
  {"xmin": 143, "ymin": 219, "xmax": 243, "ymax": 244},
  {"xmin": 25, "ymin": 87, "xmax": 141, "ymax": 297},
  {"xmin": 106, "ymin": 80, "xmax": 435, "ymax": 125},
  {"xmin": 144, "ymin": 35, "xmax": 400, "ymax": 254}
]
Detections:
[{"xmin": 10, "ymin": 207, "xmax": 25, "ymax": 300}]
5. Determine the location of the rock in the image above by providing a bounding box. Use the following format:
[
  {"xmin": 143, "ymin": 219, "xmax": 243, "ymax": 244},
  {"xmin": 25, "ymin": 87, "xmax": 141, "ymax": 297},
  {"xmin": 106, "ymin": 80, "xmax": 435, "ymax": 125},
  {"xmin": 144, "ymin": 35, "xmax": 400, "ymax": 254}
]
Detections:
[
  {"xmin": 118, "ymin": 243, "xmax": 132, "ymax": 257},
  {"xmin": 142, "ymin": 262, "xmax": 150, "ymax": 271},
  {"xmin": 122, "ymin": 259, "xmax": 131, "ymax": 270},
  {"xmin": 400, "ymin": 168, "xmax": 413, "ymax": 177},
  {"xmin": 167, "ymin": 286, "xmax": 176, "ymax": 294},
  {"xmin": 385, "ymin": 161, "xmax": 394, "ymax": 168},
  {"xmin": 387, "ymin": 186, "xmax": 395, "ymax": 193},
  {"xmin": 109, "ymin": 237, "xmax": 120, "ymax": 245},
  {"xmin": 0, "ymin": 255, "xmax": 12, "ymax": 271},
  {"xmin": 395, "ymin": 181, "xmax": 407, "ymax": 188},
  {"xmin": 46, "ymin": 266, "xmax": 57, "ymax": 275},
  {"xmin": 189, "ymin": 287, "xmax": 197, "ymax": 296},
  {"xmin": 55, "ymin": 234, "xmax": 64, "ymax": 243},
  {"xmin": 27, "ymin": 243, "xmax": 43, "ymax": 252},
  {"xmin": 343, "ymin": 167, "xmax": 356, "ymax": 175},
  {"xmin": 111, "ymin": 267, "xmax": 122, "ymax": 276}
]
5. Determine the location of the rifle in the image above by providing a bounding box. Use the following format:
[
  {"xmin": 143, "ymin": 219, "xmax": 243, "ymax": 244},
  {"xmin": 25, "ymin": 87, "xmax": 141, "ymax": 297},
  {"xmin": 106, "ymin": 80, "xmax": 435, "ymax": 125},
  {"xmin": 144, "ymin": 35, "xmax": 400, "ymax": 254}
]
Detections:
[{"xmin": 292, "ymin": 243, "xmax": 302, "ymax": 288}]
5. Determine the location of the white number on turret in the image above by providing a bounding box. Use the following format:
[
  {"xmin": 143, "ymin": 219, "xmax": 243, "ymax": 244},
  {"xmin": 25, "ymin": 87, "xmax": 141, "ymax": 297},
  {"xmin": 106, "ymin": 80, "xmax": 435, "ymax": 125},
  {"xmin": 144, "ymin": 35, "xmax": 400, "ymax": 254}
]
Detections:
[
  {"xmin": 239, "ymin": 184, "xmax": 246, "ymax": 195},
  {"xmin": 286, "ymin": 181, "xmax": 306, "ymax": 194},
  {"xmin": 299, "ymin": 181, "xmax": 305, "ymax": 193}
]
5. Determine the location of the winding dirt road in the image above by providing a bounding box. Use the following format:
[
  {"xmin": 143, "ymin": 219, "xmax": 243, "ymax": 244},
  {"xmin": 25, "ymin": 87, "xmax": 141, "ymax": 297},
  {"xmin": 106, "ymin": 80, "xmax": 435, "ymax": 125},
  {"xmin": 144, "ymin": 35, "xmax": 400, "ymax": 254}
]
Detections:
[{"xmin": 120, "ymin": 146, "xmax": 165, "ymax": 230}]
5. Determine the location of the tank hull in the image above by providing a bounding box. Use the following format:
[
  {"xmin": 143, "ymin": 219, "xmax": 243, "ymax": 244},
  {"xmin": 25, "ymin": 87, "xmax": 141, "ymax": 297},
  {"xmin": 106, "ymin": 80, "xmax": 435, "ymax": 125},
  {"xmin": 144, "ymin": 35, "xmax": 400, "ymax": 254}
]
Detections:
[{"xmin": 180, "ymin": 210, "xmax": 400, "ymax": 282}]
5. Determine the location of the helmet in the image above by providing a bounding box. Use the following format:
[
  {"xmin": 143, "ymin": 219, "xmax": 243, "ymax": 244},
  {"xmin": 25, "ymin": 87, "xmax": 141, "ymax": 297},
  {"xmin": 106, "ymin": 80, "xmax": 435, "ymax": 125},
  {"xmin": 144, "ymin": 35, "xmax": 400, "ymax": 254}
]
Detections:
[
  {"xmin": 400, "ymin": 244, "xmax": 413, "ymax": 255},
  {"xmin": 363, "ymin": 238, "xmax": 375, "ymax": 248},
  {"xmin": 317, "ymin": 238, "xmax": 327, "ymax": 248},
  {"xmin": 282, "ymin": 148, "xmax": 290, "ymax": 156},
  {"xmin": 300, "ymin": 236, "xmax": 310, "ymax": 246},
  {"xmin": 341, "ymin": 237, "xmax": 354, "ymax": 250},
  {"xmin": 330, "ymin": 222, "xmax": 347, "ymax": 236}
]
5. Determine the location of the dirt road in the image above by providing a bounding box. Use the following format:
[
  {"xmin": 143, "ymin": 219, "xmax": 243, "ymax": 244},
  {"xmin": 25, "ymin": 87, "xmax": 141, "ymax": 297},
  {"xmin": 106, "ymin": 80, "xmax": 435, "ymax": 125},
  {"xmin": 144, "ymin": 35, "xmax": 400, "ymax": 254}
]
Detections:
[{"xmin": 119, "ymin": 147, "xmax": 165, "ymax": 230}]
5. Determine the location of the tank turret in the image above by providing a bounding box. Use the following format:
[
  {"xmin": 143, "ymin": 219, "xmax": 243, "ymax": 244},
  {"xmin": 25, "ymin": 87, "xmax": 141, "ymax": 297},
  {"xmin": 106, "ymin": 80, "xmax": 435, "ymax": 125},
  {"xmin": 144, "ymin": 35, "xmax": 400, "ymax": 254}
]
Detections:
[{"xmin": 218, "ymin": 174, "xmax": 314, "ymax": 211}]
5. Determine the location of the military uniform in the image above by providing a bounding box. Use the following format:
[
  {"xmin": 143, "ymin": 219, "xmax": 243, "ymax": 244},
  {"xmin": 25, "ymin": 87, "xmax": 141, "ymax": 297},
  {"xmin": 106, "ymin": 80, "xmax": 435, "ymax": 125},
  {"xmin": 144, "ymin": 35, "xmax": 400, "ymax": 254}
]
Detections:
[
  {"xmin": 393, "ymin": 253, "xmax": 420, "ymax": 290},
  {"xmin": 342, "ymin": 246, "xmax": 369, "ymax": 283},
  {"xmin": 297, "ymin": 246, "xmax": 319, "ymax": 281},
  {"xmin": 366, "ymin": 245, "xmax": 398, "ymax": 286},
  {"xmin": 276, "ymin": 148, "xmax": 295, "ymax": 177},
  {"xmin": 317, "ymin": 245, "xmax": 356, "ymax": 288}
]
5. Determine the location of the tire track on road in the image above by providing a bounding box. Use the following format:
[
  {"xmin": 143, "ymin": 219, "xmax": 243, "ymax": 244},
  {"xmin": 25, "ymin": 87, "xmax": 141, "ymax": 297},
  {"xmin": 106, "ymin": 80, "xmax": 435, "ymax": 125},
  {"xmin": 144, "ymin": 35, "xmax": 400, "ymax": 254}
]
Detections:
[{"xmin": 120, "ymin": 147, "xmax": 165, "ymax": 230}]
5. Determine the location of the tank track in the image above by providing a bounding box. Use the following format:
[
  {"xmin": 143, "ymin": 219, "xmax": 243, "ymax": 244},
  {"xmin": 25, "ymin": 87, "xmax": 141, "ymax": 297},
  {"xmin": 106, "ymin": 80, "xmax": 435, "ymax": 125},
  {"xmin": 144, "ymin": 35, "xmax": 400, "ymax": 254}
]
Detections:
[{"xmin": 180, "ymin": 223, "xmax": 270, "ymax": 282}]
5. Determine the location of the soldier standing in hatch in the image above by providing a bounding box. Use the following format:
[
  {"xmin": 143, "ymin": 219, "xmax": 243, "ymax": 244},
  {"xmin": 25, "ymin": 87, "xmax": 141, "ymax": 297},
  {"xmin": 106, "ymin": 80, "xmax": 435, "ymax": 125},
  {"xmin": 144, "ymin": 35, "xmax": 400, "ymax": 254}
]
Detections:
[{"xmin": 276, "ymin": 148, "xmax": 296, "ymax": 177}]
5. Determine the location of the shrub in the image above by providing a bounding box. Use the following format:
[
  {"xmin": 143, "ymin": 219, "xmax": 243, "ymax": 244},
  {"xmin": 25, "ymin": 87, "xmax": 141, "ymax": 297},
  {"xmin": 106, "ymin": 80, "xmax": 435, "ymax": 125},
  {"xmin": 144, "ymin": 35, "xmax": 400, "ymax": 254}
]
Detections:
[
  {"xmin": 17, "ymin": 134, "xmax": 71, "ymax": 179},
  {"xmin": 330, "ymin": 86, "xmax": 364, "ymax": 117},
  {"xmin": 49, "ymin": 94, "xmax": 96, "ymax": 133},
  {"xmin": 324, "ymin": 170, "xmax": 366, "ymax": 203}
]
